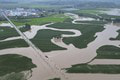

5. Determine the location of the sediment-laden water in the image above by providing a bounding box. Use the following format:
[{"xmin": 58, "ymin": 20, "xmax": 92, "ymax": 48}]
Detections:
[{"xmin": 0, "ymin": 13, "xmax": 120, "ymax": 80}]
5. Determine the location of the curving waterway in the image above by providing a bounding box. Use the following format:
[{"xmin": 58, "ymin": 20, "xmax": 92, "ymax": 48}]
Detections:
[{"xmin": 0, "ymin": 13, "xmax": 120, "ymax": 80}]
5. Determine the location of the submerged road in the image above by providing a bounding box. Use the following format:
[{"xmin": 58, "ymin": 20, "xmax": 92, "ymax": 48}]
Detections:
[
  {"xmin": 1, "ymin": 12, "xmax": 120, "ymax": 80},
  {"xmin": 2, "ymin": 13, "xmax": 68, "ymax": 80}
]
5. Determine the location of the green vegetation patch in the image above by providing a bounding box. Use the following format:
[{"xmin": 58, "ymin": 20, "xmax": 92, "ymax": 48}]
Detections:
[
  {"xmin": 31, "ymin": 29, "xmax": 74, "ymax": 52},
  {"xmin": 48, "ymin": 22, "xmax": 105, "ymax": 48},
  {"xmin": 75, "ymin": 20, "xmax": 107, "ymax": 25},
  {"xmin": 73, "ymin": 10, "xmax": 100, "ymax": 19},
  {"xmin": 0, "ymin": 27, "xmax": 19, "ymax": 40},
  {"xmin": 12, "ymin": 14, "xmax": 69, "ymax": 26},
  {"xmin": 96, "ymin": 45, "xmax": 120, "ymax": 59},
  {"xmin": 0, "ymin": 39, "xmax": 29, "ymax": 50},
  {"xmin": 0, "ymin": 54, "xmax": 36, "ymax": 76},
  {"xmin": 0, "ymin": 72, "xmax": 26, "ymax": 80},
  {"xmin": 99, "ymin": 14, "xmax": 120, "ymax": 22},
  {"xmin": 0, "ymin": 27, "xmax": 33, "ymax": 40},
  {"xmin": 76, "ymin": 9, "xmax": 101, "ymax": 14},
  {"xmin": 0, "ymin": 28, "xmax": 74, "ymax": 52},
  {"xmin": 99, "ymin": 14, "xmax": 120, "ymax": 19},
  {"xmin": 66, "ymin": 64, "xmax": 120, "ymax": 74}
]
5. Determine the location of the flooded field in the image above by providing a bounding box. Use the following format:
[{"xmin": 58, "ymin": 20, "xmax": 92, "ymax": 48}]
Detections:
[
  {"xmin": 101, "ymin": 8, "xmax": 120, "ymax": 16},
  {"xmin": 0, "ymin": 12, "xmax": 120, "ymax": 80}
]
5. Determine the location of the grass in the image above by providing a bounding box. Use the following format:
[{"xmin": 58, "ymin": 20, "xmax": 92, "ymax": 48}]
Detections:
[
  {"xmin": 28, "ymin": 4, "xmax": 65, "ymax": 9},
  {"xmin": 0, "ymin": 39, "xmax": 29, "ymax": 50},
  {"xmin": 72, "ymin": 9, "xmax": 102, "ymax": 19},
  {"xmin": 0, "ymin": 27, "xmax": 19, "ymax": 40},
  {"xmin": 0, "ymin": 54, "xmax": 36, "ymax": 76},
  {"xmin": 75, "ymin": 20, "xmax": 107, "ymax": 25},
  {"xmin": 66, "ymin": 64, "xmax": 120, "ymax": 74},
  {"xmin": 66, "ymin": 45, "xmax": 120, "ymax": 73},
  {"xmin": 76, "ymin": 9, "xmax": 101, "ymax": 14},
  {"xmin": 99, "ymin": 14, "xmax": 120, "ymax": 19},
  {"xmin": 0, "ymin": 3, "xmax": 65, "ymax": 9},
  {"xmin": 96, "ymin": 45, "xmax": 120, "ymax": 59},
  {"xmin": 98, "ymin": 14, "xmax": 120, "ymax": 22},
  {"xmin": 48, "ymin": 22, "xmax": 105, "ymax": 49},
  {"xmin": 0, "ymin": 29, "xmax": 74, "ymax": 52},
  {"xmin": 0, "ymin": 27, "xmax": 32, "ymax": 40},
  {"xmin": 110, "ymin": 30, "xmax": 120, "ymax": 40},
  {"xmin": 73, "ymin": 9, "xmax": 120, "ymax": 22},
  {"xmin": 12, "ymin": 14, "xmax": 69, "ymax": 26},
  {"xmin": 31, "ymin": 29, "xmax": 74, "ymax": 52},
  {"xmin": 1, "ymin": 72, "xmax": 26, "ymax": 80},
  {"xmin": 0, "ymin": 11, "xmax": 107, "ymax": 51}
]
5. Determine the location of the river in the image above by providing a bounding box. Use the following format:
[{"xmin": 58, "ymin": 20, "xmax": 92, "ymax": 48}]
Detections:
[{"xmin": 0, "ymin": 13, "xmax": 120, "ymax": 80}]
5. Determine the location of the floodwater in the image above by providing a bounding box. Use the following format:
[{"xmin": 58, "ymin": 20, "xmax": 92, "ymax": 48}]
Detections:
[
  {"xmin": 0, "ymin": 23, "xmax": 12, "ymax": 27},
  {"xmin": 101, "ymin": 8, "xmax": 120, "ymax": 16},
  {"xmin": 0, "ymin": 13, "xmax": 120, "ymax": 80},
  {"xmin": 65, "ymin": 13, "xmax": 96, "ymax": 24},
  {"xmin": 0, "ymin": 23, "xmax": 81, "ymax": 42}
]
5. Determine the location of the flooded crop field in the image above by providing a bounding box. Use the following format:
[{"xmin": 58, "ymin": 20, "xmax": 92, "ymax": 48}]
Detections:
[{"xmin": 0, "ymin": 4, "xmax": 120, "ymax": 80}]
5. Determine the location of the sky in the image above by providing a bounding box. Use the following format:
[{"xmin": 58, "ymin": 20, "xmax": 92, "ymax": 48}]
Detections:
[{"xmin": 0, "ymin": 0, "xmax": 120, "ymax": 2}]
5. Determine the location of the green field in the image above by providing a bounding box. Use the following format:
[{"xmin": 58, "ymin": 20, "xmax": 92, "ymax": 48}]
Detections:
[
  {"xmin": 0, "ymin": 29, "xmax": 74, "ymax": 52},
  {"xmin": 96, "ymin": 45, "xmax": 120, "ymax": 59},
  {"xmin": 12, "ymin": 14, "xmax": 69, "ymax": 26},
  {"xmin": 66, "ymin": 64, "xmax": 120, "ymax": 74},
  {"xmin": 0, "ymin": 11, "xmax": 107, "ymax": 51},
  {"xmin": 72, "ymin": 9, "xmax": 102, "ymax": 19},
  {"xmin": 1, "ymin": 72, "xmax": 26, "ymax": 80},
  {"xmin": 0, "ymin": 3, "xmax": 66, "ymax": 9},
  {"xmin": 0, "ymin": 27, "xmax": 32, "ymax": 40},
  {"xmin": 75, "ymin": 9, "xmax": 102, "ymax": 14},
  {"xmin": 99, "ymin": 14, "xmax": 120, "ymax": 19},
  {"xmin": 0, "ymin": 27, "xmax": 19, "ymax": 40},
  {"xmin": 31, "ymin": 29, "xmax": 74, "ymax": 52},
  {"xmin": 48, "ymin": 22, "xmax": 105, "ymax": 49},
  {"xmin": 66, "ymin": 45, "xmax": 120, "ymax": 73},
  {"xmin": 75, "ymin": 21, "xmax": 107, "ymax": 25},
  {"xmin": 0, "ymin": 39, "xmax": 29, "ymax": 50},
  {"xmin": 0, "ymin": 14, "xmax": 69, "ymax": 26},
  {"xmin": 0, "ymin": 54, "xmax": 36, "ymax": 77}
]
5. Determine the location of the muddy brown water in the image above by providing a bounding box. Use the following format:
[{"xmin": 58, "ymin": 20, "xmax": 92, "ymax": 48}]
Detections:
[{"xmin": 0, "ymin": 13, "xmax": 120, "ymax": 80}]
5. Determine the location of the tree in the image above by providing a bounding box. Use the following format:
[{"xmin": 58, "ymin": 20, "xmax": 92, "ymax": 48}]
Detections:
[{"xmin": 25, "ymin": 23, "xmax": 31, "ymax": 30}]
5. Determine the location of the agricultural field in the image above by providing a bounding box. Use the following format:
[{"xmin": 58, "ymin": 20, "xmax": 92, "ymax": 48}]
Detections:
[
  {"xmin": 0, "ymin": 26, "xmax": 33, "ymax": 40},
  {"xmin": 66, "ymin": 64, "xmax": 120, "ymax": 74},
  {"xmin": 0, "ymin": 27, "xmax": 19, "ymax": 40},
  {"xmin": 0, "ymin": 39, "xmax": 29, "ymax": 50},
  {"xmin": 0, "ymin": 54, "xmax": 36, "ymax": 80},
  {"xmin": 31, "ymin": 29, "xmax": 74, "ymax": 52},
  {"xmin": 66, "ymin": 45, "xmax": 120, "ymax": 73},
  {"xmin": 75, "ymin": 21, "xmax": 107, "ymax": 25},
  {"xmin": 75, "ymin": 9, "xmax": 102, "ymax": 14},
  {"xmin": 96, "ymin": 45, "xmax": 120, "ymax": 59},
  {"xmin": 0, "ymin": 7, "xmax": 120, "ymax": 80},
  {"xmin": 47, "ymin": 22, "xmax": 105, "ymax": 48},
  {"xmin": 12, "ymin": 14, "xmax": 69, "ymax": 26},
  {"xmin": 0, "ymin": 14, "xmax": 69, "ymax": 26}
]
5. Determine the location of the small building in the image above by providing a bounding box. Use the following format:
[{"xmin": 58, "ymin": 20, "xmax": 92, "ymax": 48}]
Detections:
[{"xmin": 53, "ymin": 35, "xmax": 62, "ymax": 42}]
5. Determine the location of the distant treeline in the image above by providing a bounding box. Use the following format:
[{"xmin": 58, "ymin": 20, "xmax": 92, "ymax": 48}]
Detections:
[
  {"xmin": 0, "ymin": 1, "xmax": 18, "ymax": 4},
  {"xmin": 31, "ymin": 1, "xmax": 120, "ymax": 9}
]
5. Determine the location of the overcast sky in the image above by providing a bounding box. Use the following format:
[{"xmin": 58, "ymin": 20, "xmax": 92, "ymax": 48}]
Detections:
[{"xmin": 1, "ymin": 0, "xmax": 119, "ymax": 2}]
